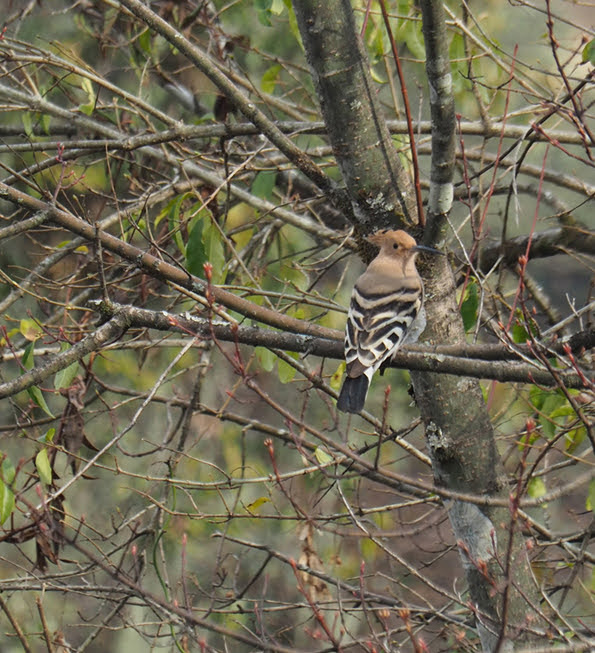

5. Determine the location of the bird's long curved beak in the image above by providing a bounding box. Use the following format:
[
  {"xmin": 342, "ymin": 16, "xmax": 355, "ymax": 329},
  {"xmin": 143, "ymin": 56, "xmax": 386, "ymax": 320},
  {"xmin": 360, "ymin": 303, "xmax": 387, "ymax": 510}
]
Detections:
[{"xmin": 413, "ymin": 244, "xmax": 445, "ymax": 256}]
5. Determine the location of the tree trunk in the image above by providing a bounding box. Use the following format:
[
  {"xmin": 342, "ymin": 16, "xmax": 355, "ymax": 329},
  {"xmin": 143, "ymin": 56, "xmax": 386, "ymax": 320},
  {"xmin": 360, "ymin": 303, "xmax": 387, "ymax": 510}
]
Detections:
[
  {"xmin": 293, "ymin": 0, "xmax": 416, "ymax": 234},
  {"xmin": 293, "ymin": 0, "xmax": 545, "ymax": 649}
]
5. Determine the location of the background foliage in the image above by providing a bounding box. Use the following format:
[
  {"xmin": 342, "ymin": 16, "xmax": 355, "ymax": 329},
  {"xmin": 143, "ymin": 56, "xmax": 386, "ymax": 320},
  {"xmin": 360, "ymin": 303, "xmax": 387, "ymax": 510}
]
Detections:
[{"xmin": 0, "ymin": 1, "xmax": 593, "ymax": 651}]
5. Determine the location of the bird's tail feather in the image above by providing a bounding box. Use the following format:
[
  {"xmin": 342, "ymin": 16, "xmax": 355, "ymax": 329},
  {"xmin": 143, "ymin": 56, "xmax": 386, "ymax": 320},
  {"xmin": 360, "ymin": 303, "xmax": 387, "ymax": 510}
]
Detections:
[{"xmin": 337, "ymin": 376, "xmax": 369, "ymax": 413}]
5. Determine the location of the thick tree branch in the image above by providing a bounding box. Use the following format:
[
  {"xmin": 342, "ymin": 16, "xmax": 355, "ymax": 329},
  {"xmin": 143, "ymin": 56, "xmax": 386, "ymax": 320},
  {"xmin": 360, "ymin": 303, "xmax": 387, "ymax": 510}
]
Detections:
[
  {"xmin": 0, "ymin": 312, "xmax": 130, "ymax": 400},
  {"xmin": 78, "ymin": 304, "xmax": 595, "ymax": 390},
  {"xmin": 478, "ymin": 224, "xmax": 595, "ymax": 272},
  {"xmin": 1, "ymin": 120, "xmax": 589, "ymax": 153},
  {"xmin": 417, "ymin": 2, "xmax": 546, "ymax": 650},
  {"xmin": 293, "ymin": 0, "xmax": 416, "ymax": 231},
  {"xmin": 0, "ymin": 181, "xmax": 339, "ymax": 340},
  {"xmin": 420, "ymin": 0, "xmax": 456, "ymax": 243},
  {"xmin": 114, "ymin": 0, "xmax": 348, "ymax": 213},
  {"xmin": 3, "ymin": 300, "xmax": 590, "ymax": 400},
  {"xmin": 0, "ymin": 85, "xmax": 343, "ymax": 245}
]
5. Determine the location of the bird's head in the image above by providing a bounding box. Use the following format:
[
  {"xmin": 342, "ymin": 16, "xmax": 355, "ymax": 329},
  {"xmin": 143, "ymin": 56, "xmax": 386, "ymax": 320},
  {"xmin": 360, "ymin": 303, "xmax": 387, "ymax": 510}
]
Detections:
[
  {"xmin": 366, "ymin": 229, "xmax": 443, "ymax": 258},
  {"xmin": 367, "ymin": 229, "xmax": 415, "ymax": 252}
]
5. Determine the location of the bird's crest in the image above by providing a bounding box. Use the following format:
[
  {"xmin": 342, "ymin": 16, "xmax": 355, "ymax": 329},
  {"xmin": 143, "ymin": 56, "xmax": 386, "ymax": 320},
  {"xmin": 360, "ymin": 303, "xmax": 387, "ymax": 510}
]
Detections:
[{"xmin": 366, "ymin": 229, "xmax": 417, "ymax": 252}]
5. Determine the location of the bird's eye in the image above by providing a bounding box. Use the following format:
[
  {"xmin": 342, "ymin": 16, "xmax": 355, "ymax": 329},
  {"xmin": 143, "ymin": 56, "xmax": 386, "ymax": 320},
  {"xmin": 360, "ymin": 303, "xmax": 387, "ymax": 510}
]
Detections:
[{"xmin": 393, "ymin": 243, "xmax": 399, "ymax": 249}]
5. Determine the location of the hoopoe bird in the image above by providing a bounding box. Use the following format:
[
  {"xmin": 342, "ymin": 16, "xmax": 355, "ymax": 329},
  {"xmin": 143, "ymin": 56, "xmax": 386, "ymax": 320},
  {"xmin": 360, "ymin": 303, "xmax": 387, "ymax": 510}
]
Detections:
[{"xmin": 337, "ymin": 229, "xmax": 441, "ymax": 414}]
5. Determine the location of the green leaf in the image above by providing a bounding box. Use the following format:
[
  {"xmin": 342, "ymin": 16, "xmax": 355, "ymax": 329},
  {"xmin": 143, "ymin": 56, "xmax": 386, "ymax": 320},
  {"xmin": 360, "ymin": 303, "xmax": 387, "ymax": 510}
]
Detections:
[
  {"xmin": 251, "ymin": 170, "xmax": 277, "ymax": 201},
  {"xmin": 330, "ymin": 362, "xmax": 345, "ymax": 391},
  {"xmin": 449, "ymin": 32, "xmax": 468, "ymax": 97},
  {"xmin": 185, "ymin": 214, "xmax": 207, "ymax": 277},
  {"xmin": 367, "ymin": 22, "xmax": 387, "ymax": 61},
  {"xmin": 361, "ymin": 537, "xmax": 377, "ymax": 560},
  {"xmin": 261, "ymin": 64, "xmax": 282, "ymax": 94},
  {"xmin": 565, "ymin": 426, "xmax": 585, "ymax": 453},
  {"xmin": 202, "ymin": 220, "xmax": 225, "ymax": 284},
  {"xmin": 513, "ymin": 324, "xmax": 530, "ymax": 344},
  {"xmin": 35, "ymin": 449, "xmax": 52, "ymax": 485},
  {"xmin": 41, "ymin": 113, "xmax": 51, "ymax": 136},
  {"xmin": 20, "ymin": 318, "xmax": 42, "ymax": 341},
  {"xmin": 1, "ymin": 455, "xmax": 16, "ymax": 486},
  {"xmin": 529, "ymin": 385, "xmax": 548, "ymax": 411},
  {"xmin": 245, "ymin": 496, "xmax": 270, "ymax": 513},
  {"xmin": 277, "ymin": 356, "xmax": 297, "ymax": 384},
  {"xmin": 282, "ymin": 0, "xmax": 303, "ymax": 49},
  {"xmin": 79, "ymin": 77, "xmax": 95, "ymax": 116},
  {"xmin": 27, "ymin": 386, "xmax": 54, "ymax": 418},
  {"xmin": 0, "ymin": 455, "xmax": 16, "ymax": 524},
  {"xmin": 0, "ymin": 479, "xmax": 15, "ymax": 525},
  {"xmin": 22, "ymin": 112, "xmax": 33, "ymax": 138},
  {"xmin": 168, "ymin": 194, "xmax": 187, "ymax": 256},
  {"xmin": 512, "ymin": 310, "xmax": 538, "ymax": 344},
  {"xmin": 582, "ymin": 38, "xmax": 595, "ymax": 65},
  {"xmin": 397, "ymin": 0, "xmax": 410, "ymax": 20},
  {"xmin": 0, "ymin": 454, "xmax": 16, "ymax": 525},
  {"xmin": 587, "ymin": 479, "xmax": 595, "ymax": 516},
  {"xmin": 255, "ymin": 347, "xmax": 276, "ymax": 372},
  {"xmin": 43, "ymin": 428, "xmax": 56, "ymax": 444},
  {"xmin": 155, "ymin": 193, "xmax": 188, "ymax": 229},
  {"xmin": 370, "ymin": 67, "xmax": 388, "ymax": 84},
  {"xmin": 402, "ymin": 20, "xmax": 425, "ymax": 60},
  {"xmin": 138, "ymin": 28, "xmax": 152, "ymax": 56},
  {"xmin": 255, "ymin": 0, "xmax": 273, "ymax": 26},
  {"xmin": 460, "ymin": 279, "xmax": 478, "ymax": 332},
  {"xmin": 54, "ymin": 344, "xmax": 80, "ymax": 389},
  {"xmin": 449, "ymin": 31, "xmax": 465, "ymax": 62},
  {"xmin": 527, "ymin": 477, "xmax": 547, "ymax": 500},
  {"xmin": 22, "ymin": 340, "xmax": 35, "ymax": 370},
  {"xmin": 539, "ymin": 393, "xmax": 568, "ymax": 439},
  {"xmin": 314, "ymin": 446, "xmax": 333, "ymax": 465},
  {"xmin": 512, "ymin": 321, "xmax": 529, "ymax": 344}
]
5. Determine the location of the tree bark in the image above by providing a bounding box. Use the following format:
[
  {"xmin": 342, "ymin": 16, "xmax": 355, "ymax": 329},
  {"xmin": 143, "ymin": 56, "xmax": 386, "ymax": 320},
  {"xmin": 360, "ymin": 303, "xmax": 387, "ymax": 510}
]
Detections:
[{"xmin": 293, "ymin": 0, "xmax": 416, "ymax": 233}]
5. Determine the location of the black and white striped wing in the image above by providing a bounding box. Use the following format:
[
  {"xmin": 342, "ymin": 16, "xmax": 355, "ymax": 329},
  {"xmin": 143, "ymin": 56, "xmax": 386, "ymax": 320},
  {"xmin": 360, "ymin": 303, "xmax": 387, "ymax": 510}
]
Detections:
[{"xmin": 345, "ymin": 283, "xmax": 422, "ymax": 378}]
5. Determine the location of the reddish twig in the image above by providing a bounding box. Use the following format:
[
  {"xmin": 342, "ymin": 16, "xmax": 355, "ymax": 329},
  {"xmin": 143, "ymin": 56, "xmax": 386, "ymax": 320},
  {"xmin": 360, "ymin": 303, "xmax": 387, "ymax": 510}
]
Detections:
[
  {"xmin": 505, "ymin": 144, "xmax": 550, "ymax": 332},
  {"xmin": 289, "ymin": 558, "xmax": 341, "ymax": 649},
  {"xmin": 545, "ymin": 0, "xmax": 594, "ymax": 159},
  {"xmin": 264, "ymin": 438, "xmax": 307, "ymax": 519},
  {"xmin": 460, "ymin": 48, "xmax": 519, "ymax": 309},
  {"xmin": 378, "ymin": 0, "xmax": 425, "ymax": 226},
  {"xmin": 492, "ymin": 422, "xmax": 534, "ymax": 652},
  {"xmin": 530, "ymin": 121, "xmax": 594, "ymax": 167},
  {"xmin": 398, "ymin": 607, "xmax": 428, "ymax": 653}
]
